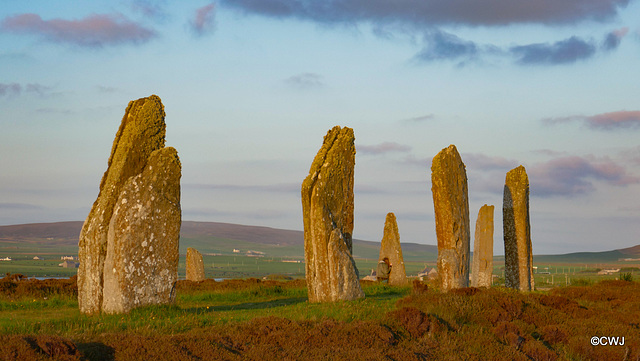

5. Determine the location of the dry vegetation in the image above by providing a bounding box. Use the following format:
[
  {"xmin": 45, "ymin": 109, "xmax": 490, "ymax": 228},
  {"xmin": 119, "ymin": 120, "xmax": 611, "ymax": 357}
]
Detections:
[{"xmin": 1, "ymin": 275, "xmax": 639, "ymax": 360}]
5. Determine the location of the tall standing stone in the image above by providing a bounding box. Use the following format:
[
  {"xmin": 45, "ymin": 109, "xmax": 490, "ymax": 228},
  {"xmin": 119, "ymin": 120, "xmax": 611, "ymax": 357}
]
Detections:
[
  {"xmin": 301, "ymin": 126, "xmax": 364, "ymax": 302},
  {"xmin": 431, "ymin": 145, "xmax": 470, "ymax": 290},
  {"xmin": 78, "ymin": 95, "xmax": 181, "ymax": 314},
  {"xmin": 471, "ymin": 205, "xmax": 494, "ymax": 288},
  {"xmin": 186, "ymin": 247, "xmax": 206, "ymax": 282},
  {"xmin": 378, "ymin": 213, "xmax": 408, "ymax": 286},
  {"xmin": 503, "ymin": 165, "xmax": 534, "ymax": 291},
  {"xmin": 102, "ymin": 147, "xmax": 181, "ymax": 314}
]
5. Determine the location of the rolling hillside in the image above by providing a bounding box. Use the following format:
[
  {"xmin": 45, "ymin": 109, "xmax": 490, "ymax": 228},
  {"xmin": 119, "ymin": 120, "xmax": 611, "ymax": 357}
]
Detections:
[
  {"xmin": 0, "ymin": 221, "xmax": 438, "ymax": 261},
  {"xmin": 1, "ymin": 221, "xmax": 637, "ymax": 264}
]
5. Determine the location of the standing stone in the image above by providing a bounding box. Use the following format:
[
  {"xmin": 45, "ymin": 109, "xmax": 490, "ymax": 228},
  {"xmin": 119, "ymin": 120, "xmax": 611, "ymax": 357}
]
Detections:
[
  {"xmin": 431, "ymin": 145, "xmax": 470, "ymax": 290},
  {"xmin": 186, "ymin": 247, "xmax": 206, "ymax": 282},
  {"xmin": 102, "ymin": 147, "xmax": 181, "ymax": 314},
  {"xmin": 378, "ymin": 213, "xmax": 408, "ymax": 286},
  {"xmin": 471, "ymin": 205, "xmax": 494, "ymax": 288},
  {"xmin": 503, "ymin": 165, "xmax": 534, "ymax": 291},
  {"xmin": 78, "ymin": 95, "xmax": 181, "ymax": 314},
  {"xmin": 301, "ymin": 126, "xmax": 364, "ymax": 302}
]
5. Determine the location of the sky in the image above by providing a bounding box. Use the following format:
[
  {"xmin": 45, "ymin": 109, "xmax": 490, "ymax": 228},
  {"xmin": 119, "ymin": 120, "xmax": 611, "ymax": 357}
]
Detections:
[{"xmin": 1, "ymin": 0, "xmax": 639, "ymax": 255}]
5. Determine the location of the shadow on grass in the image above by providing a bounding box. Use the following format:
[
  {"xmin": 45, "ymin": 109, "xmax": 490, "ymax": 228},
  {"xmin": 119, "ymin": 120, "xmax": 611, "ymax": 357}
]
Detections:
[
  {"xmin": 184, "ymin": 296, "xmax": 308, "ymax": 313},
  {"xmin": 77, "ymin": 342, "xmax": 115, "ymax": 361}
]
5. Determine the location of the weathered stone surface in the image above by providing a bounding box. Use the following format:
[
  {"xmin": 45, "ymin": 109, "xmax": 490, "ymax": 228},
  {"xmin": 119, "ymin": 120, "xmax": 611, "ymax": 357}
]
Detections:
[
  {"xmin": 431, "ymin": 144, "xmax": 470, "ymax": 290},
  {"xmin": 471, "ymin": 205, "xmax": 494, "ymax": 288},
  {"xmin": 78, "ymin": 95, "xmax": 181, "ymax": 314},
  {"xmin": 378, "ymin": 213, "xmax": 407, "ymax": 286},
  {"xmin": 301, "ymin": 126, "xmax": 364, "ymax": 302},
  {"xmin": 186, "ymin": 247, "xmax": 205, "ymax": 282},
  {"xmin": 101, "ymin": 147, "xmax": 181, "ymax": 314},
  {"xmin": 327, "ymin": 229, "xmax": 364, "ymax": 301},
  {"xmin": 503, "ymin": 165, "xmax": 534, "ymax": 292}
]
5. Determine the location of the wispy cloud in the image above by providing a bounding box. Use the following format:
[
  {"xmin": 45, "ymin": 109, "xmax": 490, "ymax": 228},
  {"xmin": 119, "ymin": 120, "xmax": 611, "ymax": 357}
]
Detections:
[
  {"xmin": 183, "ymin": 207, "xmax": 290, "ymax": 220},
  {"xmin": 284, "ymin": 72, "xmax": 324, "ymax": 89},
  {"xmin": 400, "ymin": 114, "xmax": 435, "ymax": 124},
  {"xmin": 185, "ymin": 182, "xmax": 299, "ymax": 193},
  {"xmin": 414, "ymin": 29, "xmax": 479, "ymax": 64},
  {"xmin": 220, "ymin": 0, "xmax": 629, "ymax": 27},
  {"xmin": 510, "ymin": 36, "xmax": 597, "ymax": 65},
  {"xmin": 542, "ymin": 110, "xmax": 640, "ymax": 130},
  {"xmin": 602, "ymin": 27, "xmax": 629, "ymax": 50},
  {"xmin": 189, "ymin": 3, "xmax": 217, "ymax": 37},
  {"xmin": 358, "ymin": 142, "xmax": 412, "ymax": 155},
  {"xmin": 0, "ymin": 83, "xmax": 21, "ymax": 97},
  {"xmin": 130, "ymin": 0, "xmax": 169, "ymax": 22},
  {"xmin": 0, "ymin": 13, "xmax": 156, "ymax": 47},
  {"xmin": 463, "ymin": 153, "xmax": 519, "ymax": 171},
  {"xmin": 0, "ymin": 82, "xmax": 53, "ymax": 97},
  {"xmin": 95, "ymin": 85, "xmax": 118, "ymax": 93},
  {"xmin": 0, "ymin": 203, "xmax": 43, "ymax": 210}
]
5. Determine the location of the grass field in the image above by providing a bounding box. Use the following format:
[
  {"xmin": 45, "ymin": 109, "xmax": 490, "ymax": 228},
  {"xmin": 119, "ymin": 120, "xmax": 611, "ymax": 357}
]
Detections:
[{"xmin": 1, "ymin": 275, "xmax": 639, "ymax": 360}]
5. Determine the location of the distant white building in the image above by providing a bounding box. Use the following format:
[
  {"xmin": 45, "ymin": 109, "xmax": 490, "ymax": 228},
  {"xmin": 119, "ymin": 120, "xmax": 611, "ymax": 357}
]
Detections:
[
  {"xmin": 33, "ymin": 256, "xmax": 42, "ymax": 260},
  {"xmin": 417, "ymin": 267, "xmax": 438, "ymax": 280},
  {"xmin": 232, "ymin": 249, "xmax": 240, "ymax": 253},
  {"xmin": 0, "ymin": 257, "xmax": 11, "ymax": 261},
  {"xmin": 598, "ymin": 269, "xmax": 620, "ymax": 275},
  {"xmin": 61, "ymin": 256, "xmax": 75, "ymax": 261},
  {"xmin": 59, "ymin": 260, "xmax": 79, "ymax": 268}
]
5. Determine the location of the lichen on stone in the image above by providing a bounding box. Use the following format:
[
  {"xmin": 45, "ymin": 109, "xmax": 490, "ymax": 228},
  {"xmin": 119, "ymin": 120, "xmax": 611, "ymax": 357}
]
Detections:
[
  {"xmin": 78, "ymin": 95, "xmax": 180, "ymax": 315},
  {"xmin": 431, "ymin": 144, "xmax": 470, "ymax": 290},
  {"xmin": 302, "ymin": 126, "xmax": 363, "ymax": 303}
]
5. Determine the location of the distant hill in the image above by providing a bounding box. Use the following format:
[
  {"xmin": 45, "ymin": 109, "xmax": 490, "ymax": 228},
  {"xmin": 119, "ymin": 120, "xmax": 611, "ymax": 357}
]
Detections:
[
  {"xmin": 1, "ymin": 221, "xmax": 637, "ymax": 264},
  {"xmin": 0, "ymin": 221, "xmax": 438, "ymax": 261}
]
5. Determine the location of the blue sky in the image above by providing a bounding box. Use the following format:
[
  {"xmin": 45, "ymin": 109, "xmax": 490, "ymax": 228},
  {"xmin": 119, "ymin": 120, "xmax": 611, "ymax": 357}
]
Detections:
[{"xmin": 1, "ymin": 0, "xmax": 639, "ymax": 255}]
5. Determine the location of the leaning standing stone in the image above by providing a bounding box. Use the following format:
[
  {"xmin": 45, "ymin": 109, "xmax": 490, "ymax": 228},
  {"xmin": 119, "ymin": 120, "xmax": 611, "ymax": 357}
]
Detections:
[
  {"xmin": 503, "ymin": 165, "xmax": 534, "ymax": 291},
  {"xmin": 301, "ymin": 126, "xmax": 364, "ymax": 302},
  {"xmin": 78, "ymin": 95, "xmax": 167, "ymax": 315},
  {"xmin": 471, "ymin": 205, "xmax": 494, "ymax": 288},
  {"xmin": 431, "ymin": 144, "xmax": 470, "ymax": 290},
  {"xmin": 379, "ymin": 213, "xmax": 408, "ymax": 286},
  {"xmin": 186, "ymin": 247, "xmax": 206, "ymax": 282},
  {"xmin": 101, "ymin": 147, "xmax": 181, "ymax": 314}
]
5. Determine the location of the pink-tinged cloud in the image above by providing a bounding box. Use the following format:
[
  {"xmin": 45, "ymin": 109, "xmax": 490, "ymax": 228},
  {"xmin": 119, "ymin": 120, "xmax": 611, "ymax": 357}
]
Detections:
[
  {"xmin": 358, "ymin": 142, "xmax": 412, "ymax": 155},
  {"xmin": 0, "ymin": 13, "xmax": 156, "ymax": 47},
  {"xmin": 542, "ymin": 110, "xmax": 640, "ymax": 130},
  {"xmin": 529, "ymin": 155, "xmax": 640, "ymax": 197},
  {"xmin": 190, "ymin": 3, "xmax": 216, "ymax": 36},
  {"xmin": 603, "ymin": 27, "xmax": 629, "ymax": 50},
  {"xmin": 586, "ymin": 111, "xmax": 640, "ymax": 130}
]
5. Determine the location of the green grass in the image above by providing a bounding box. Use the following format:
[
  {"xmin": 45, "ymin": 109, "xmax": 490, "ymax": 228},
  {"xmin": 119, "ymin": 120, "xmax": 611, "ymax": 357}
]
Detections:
[{"xmin": 0, "ymin": 281, "xmax": 411, "ymax": 337}]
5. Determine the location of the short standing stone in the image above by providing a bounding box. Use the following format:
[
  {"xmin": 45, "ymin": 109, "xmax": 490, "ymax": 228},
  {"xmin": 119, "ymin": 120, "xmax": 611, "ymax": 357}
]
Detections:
[
  {"xmin": 186, "ymin": 247, "xmax": 205, "ymax": 282},
  {"xmin": 301, "ymin": 126, "xmax": 364, "ymax": 302},
  {"xmin": 471, "ymin": 205, "xmax": 494, "ymax": 288},
  {"xmin": 378, "ymin": 213, "xmax": 407, "ymax": 286},
  {"xmin": 431, "ymin": 145, "xmax": 470, "ymax": 290},
  {"xmin": 101, "ymin": 147, "xmax": 181, "ymax": 314},
  {"xmin": 78, "ymin": 95, "xmax": 167, "ymax": 315},
  {"xmin": 503, "ymin": 165, "xmax": 534, "ymax": 292}
]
